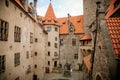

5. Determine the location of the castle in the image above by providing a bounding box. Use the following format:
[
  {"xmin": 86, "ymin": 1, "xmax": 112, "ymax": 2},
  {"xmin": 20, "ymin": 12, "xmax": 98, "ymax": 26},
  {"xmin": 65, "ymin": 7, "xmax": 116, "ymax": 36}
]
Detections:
[{"xmin": 0, "ymin": 0, "xmax": 83, "ymax": 80}]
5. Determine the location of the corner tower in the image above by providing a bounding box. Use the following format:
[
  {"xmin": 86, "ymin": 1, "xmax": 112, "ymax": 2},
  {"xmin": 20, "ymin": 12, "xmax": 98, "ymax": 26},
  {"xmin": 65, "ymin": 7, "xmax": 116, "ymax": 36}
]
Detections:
[{"xmin": 43, "ymin": 2, "xmax": 60, "ymax": 73}]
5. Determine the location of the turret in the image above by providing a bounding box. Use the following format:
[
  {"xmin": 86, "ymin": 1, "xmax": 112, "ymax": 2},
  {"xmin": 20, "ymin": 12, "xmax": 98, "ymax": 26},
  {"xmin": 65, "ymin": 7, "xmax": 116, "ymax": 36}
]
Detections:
[
  {"xmin": 33, "ymin": 0, "xmax": 37, "ymax": 19},
  {"xmin": 20, "ymin": 0, "xmax": 28, "ymax": 11}
]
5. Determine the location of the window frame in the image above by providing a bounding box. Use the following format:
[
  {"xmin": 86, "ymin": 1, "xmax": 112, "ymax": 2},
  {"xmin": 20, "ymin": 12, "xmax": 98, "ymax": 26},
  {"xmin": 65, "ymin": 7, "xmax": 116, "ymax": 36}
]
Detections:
[
  {"xmin": 14, "ymin": 26, "xmax": 21, "ymax": 42},
  {"xmin": 14, "ymin": 53, "xmax": 20, "ymax": 67},
  {"xmin": 0, "ymin": 19, "xmax": 9, "ymax": 41},
  {"xmin": 0, "ymin": 55, "xmax": 5, "ymax": 73},
  {"xmin": 72, "ymin": 39, "xmax": 76, "ymax": 46}
]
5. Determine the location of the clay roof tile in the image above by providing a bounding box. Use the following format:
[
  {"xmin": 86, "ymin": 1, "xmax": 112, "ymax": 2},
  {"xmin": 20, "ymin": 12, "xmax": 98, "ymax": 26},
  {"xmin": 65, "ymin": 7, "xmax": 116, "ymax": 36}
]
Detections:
[
  {"xmin": 80, "ymin": 34, "xmax": 92, "ymax": 41},
  {"xmin": 106, "ymin": 18, "xmax": 120, "ymax": 57}
]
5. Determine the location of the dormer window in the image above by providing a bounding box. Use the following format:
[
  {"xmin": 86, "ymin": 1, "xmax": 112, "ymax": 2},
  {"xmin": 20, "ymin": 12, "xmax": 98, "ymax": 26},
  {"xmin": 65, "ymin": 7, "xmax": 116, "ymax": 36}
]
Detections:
[
  {"xmin": 77, "ymin": 20, "xmax": 80, "ymax": 23},
  {"xmin": 48, "ymin": 20, "xmax": 51, "ymax": 22},
  {"xmin": 69, "ymin": 26, "xmax": 73, "ymax": 32},
  {"xmin": 54, "ymin": 20, "xmax": 57, "ymax": 23},
  {"xmin": 62, "ymin": 22, "xmax": 66, "ymax": 24},
  {"xmin": 47, "ymin": 26, "xmax": 51, "ymax": 32}
]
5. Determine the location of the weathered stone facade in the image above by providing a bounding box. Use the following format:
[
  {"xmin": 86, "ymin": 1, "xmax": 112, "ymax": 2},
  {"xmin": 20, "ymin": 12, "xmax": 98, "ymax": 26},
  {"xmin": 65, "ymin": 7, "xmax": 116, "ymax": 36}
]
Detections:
[
  {"xmin": 44, "ymin": 25, "xmax": 59, "ymax": 72},
  {"xmin": 83, "ymin": 0, "xmax": 96, "ymax": 34},
  {"xmin": 0, "ymin": 0, "xmax": 47, "ymax": 80},
  {"xmin": 83, "ymin": 0, "xmax": 118, "ymax": 80},
  {"xmin": 60, "ymin": 34, "xmax": 83, "ymax": 70}
]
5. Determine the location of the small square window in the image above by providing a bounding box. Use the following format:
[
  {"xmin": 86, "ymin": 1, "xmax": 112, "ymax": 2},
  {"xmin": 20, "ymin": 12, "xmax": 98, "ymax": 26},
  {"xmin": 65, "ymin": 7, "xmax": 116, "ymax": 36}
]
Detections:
[
  {"xmin": 5, "ymin": 0, "xmax": 9, "ymax": 7},
  {"xmin": 55, "ymin": 37, "xmax": 57, "ymax": 41},
  {"xmin": 47, "ymin": 26, "xmax": 51, "ymax": 32},
  {"xmin": 72, "ymin": 39, "xmax": 76, "ymax": 46},
  {"xmin": 26, "ymin": 51, "xmax": 29, "ymax": 59},
  {"xmin": 48, "ymin": 20, "xmax": 51, "ymax": 22},
  {"xmin": 54, "ymin": 52, "xmax": 58, "ymax": 56},
  {"xmin": 48, "ymin": 42, "xmax": 50, "ymax": 46},
  {"xmin": 74, "ymin": 53, "xmax": 78, "ymax": 59},
  {"xmin": 55, "ymin": 27, "xmax": 58, "ymax": 31},
  {"xmin": 48, "ymin": 51, "xmax": 50, "ymax": 56},
  {"xmin": 35, "ymin": 38, "xmax": 38, "ymax": 42},
  {"xmin": 48, "ymin": 61, "xmax": 50, "ymax": 66},
  {"xmin": 34, "ymin": 64, "xmax": 37, "ymax": 68},
  {"xmin": 34, "ymin": 52, "xmax": 37, "ymax": 56},
  {"xmin": 54, "ymin": 43, "xmax": 57, "ymax": 48}
]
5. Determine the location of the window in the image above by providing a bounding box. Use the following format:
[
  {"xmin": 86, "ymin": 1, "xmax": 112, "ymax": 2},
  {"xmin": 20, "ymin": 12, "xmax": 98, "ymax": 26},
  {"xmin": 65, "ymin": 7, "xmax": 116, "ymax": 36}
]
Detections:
[
  {"xmin": 77, "ymin": 20, "xmax": 80, "ymax": 23},
  {"xmin": 62, "ymin": 22, "xmax": 66, "ymax": 24},
  {"xmin": 60, "ymin": 39, "xmax": 63, "ymax": 45},
  {"xmin": 47, "ymin": 26, "xmax": 51, "ymax": 32},
  {"xmin": 48, "ymin": 42, "xmax": 50, "ymax": 46},
  {"xmin": 5, "ymin": 0, "xmax": 9, "ymax": 7},
  {"xmin": 48, "ymin": 61, "xmax": 50, "ymax": 66},
  {"xmin": 20, "ymin": 12, "xmax": 22, "ymax": 17},
  {"xmin": 0, "ymin": 19, "xmax": 9, "ymax": 41},
  {"xmin": 34, "ymin": 64, "xmax": 37, "ymax": 68},
  {"xmin": 15, "ymin": 77, "xmax": 20, "ymax": 80},
  {"xmin": 14, "ymin": 53, "xmax": 20, "ymax": 67},
  {"xmin": 48, "ymin": 51, "xmax": 50, "ymax": 56},
  {"xmin": 55, "ymin": 27, "xmax": 58, "ymax": 31},
  {"xmin": 26, "ymin": 65, "xmax": 31, "ymax": 74},
  {"xmin": 30, "ymin": 32, "xmax": 33, "ymax": 43},
  {"xmin": 0, "ymin": 55, "xmax": 5, "ymax": 73},
  {"xmin": 54, "ymin": 43, "xmax": 57, "ymax": 48},
  {"xmin": 54, "ymin": 52, "xmax": 58, "ymax": 56},
  {"xmin": 74, "ymin": 53, "xmax": 78, "ymax": 59},
  {"xmin": 72, "ymin": 39, "xmax": 76, "ymax": 46},
  {"xmin": 26, "ymin": 51, "xmax": 29, "ymax": 59},
  {"xmin": 14, "ymin": 26, "xmax": 21, "ymax": 42},
  {"xmin": 69, "ymin": 26, "xmax": 73, "ymax": 32},
  {"xmin": 35, "ymin": 38, "xmax": 38, "ymax": 42},
  {"xmin": 81, "ymin": 41, "xmax": 85, "ymax": 46},
  {"xmin": 48, "ymin": 20, "xmax": 51, "ymax": 22},
  {"xmin": 55, "ymin": 37, "xmax": 57, "ymax": 41},
  {"xmin": 34, "ymin": 52, "xmax": 37, "ymax": 56}
]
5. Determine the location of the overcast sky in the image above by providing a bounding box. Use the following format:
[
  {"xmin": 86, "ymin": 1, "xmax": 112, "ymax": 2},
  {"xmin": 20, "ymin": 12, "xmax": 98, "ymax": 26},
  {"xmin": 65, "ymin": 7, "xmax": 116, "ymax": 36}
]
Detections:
[{"xmin": 29, "ymin": 0, "xmax": 83, "ymax": 18}]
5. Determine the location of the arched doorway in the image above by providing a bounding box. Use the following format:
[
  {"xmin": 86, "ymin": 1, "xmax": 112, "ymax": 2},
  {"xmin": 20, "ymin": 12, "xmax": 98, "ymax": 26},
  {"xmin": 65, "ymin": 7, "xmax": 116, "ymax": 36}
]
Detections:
[
  {"xmin": 33, "ymin": 74, "xmax": 37, "ymax": 80},
  {"xmin": 96, "ymin": 74, "xmax": 102, "ymax": 80}
]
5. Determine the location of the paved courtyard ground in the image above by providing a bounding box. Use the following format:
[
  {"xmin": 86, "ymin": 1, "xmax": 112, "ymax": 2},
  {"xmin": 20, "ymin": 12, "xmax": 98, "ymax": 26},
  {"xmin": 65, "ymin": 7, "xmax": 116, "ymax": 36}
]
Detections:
[{"xmin": 42, "ymin": 71, "xmax": 83, "ymax": 80}]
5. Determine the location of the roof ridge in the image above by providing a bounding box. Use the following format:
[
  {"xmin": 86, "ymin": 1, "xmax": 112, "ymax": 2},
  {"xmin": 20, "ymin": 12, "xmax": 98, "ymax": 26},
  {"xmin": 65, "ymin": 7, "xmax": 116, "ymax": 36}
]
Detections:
[{"xmin": 45, "ymin": 3, "xmax": 56, "ymax": 19}]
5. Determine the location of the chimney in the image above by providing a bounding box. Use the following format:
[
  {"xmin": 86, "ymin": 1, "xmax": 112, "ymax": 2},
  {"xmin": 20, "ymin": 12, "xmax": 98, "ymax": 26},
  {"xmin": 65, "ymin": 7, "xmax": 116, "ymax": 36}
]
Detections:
[
  {"xmin": 23, "ymin": 0, "xmax": 28, "ymax": 11},
  {"xmin": 34, "ymin": 0, "xmax": 37, "ymax": 9},
  {"xmin": 33, "ymin": 0, "xmax": 37, "ymax": 19}
]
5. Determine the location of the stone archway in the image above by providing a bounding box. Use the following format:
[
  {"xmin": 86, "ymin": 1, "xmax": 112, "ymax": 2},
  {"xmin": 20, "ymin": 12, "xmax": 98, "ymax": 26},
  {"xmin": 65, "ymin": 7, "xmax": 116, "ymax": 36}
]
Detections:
[{"xmin": 96, "ymin": 74, "xmax": 102, "ymax": 80}]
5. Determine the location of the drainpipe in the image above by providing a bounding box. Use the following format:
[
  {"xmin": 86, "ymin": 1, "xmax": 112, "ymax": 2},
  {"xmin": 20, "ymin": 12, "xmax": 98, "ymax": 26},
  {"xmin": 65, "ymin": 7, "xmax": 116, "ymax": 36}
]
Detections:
[{"xmin": 90, "ymin": 1, "xmax": 101, "ymax": 80}]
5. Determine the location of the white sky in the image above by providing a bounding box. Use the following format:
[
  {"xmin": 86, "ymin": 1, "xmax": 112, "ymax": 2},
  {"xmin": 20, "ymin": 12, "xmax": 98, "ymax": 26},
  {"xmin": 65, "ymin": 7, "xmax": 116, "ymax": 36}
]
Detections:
[{"xmin": 29, "ymin": 0, "xmax": 83, "ymax": 18}]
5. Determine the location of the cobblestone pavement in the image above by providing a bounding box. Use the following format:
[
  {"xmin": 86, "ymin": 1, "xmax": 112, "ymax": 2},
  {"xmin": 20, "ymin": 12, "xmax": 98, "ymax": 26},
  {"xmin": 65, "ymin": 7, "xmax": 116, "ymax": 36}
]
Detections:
[{"xmin": 42, "ymin": 71, "xmax": 83, "ymax": 80}]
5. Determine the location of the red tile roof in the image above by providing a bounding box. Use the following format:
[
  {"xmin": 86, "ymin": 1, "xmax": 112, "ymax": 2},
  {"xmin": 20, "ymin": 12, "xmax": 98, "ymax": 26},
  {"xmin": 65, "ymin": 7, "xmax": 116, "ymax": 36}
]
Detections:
[
  {"xmin": 42, "ymin": 3, "xmax": 59, "ymax": 25},
  {"xmin": 80, "ymin": 34, "xmax": 92, "ymax": 41},
  {"xmin": 57, "ymin": 17, "xmax": 69, "ymax": 34},
  {"xmin": 105, "ymin": 0, "xmax": 120, "ymax": 18},
  {"xmin": 45, "ymin": 3, "xmax": 56, "ymax": 19},
  {"xmin": 57, "ymin": 15, "xmax": 84, "ymax": 34},
  {"xmin": 83, "ymin": 54, "xmax": 91, "ymax": 71},
  {"xmin": 106, "ymin": 18, "xmax": 120, "ymax": 56},
  {"xmin": 37, "ymin": 3, "xmax": 84, "ymax": 34}
]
